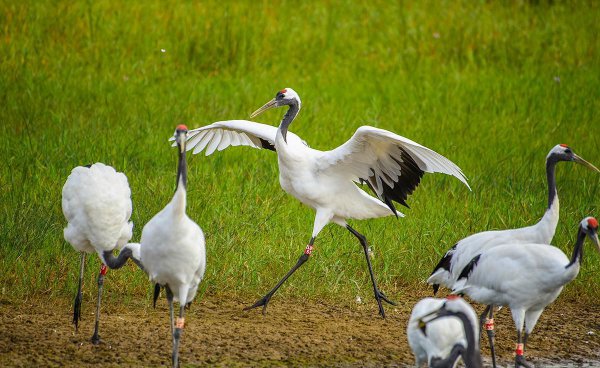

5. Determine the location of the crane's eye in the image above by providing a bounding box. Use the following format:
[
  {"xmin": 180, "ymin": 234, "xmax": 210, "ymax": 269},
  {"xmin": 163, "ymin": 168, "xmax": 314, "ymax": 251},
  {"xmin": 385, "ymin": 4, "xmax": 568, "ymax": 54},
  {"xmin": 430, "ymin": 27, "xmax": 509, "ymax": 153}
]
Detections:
[{"xmin": 565, "ymin": 148, "xmax": 572, "ymax": 154}]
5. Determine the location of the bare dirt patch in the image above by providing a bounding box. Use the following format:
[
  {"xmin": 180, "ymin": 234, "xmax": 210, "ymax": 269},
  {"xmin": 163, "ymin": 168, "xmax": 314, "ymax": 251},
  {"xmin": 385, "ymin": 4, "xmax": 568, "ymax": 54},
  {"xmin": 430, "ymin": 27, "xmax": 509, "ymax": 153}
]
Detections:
[{"xmin": 1, "ymin": 290, "xmax": 599, "ymax": 367}]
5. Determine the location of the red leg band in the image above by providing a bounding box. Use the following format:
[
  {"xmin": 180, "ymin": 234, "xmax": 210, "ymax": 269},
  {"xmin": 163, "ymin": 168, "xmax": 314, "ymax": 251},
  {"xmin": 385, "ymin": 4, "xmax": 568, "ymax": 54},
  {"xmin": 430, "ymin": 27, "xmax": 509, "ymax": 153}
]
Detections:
[
  {"xmin": 304, "ymin": 244, "xmax": 314, "ymax": 255},
  {"xmin": 484, "ymin": 318, "xmax": 494, "ymax": 331},
  {"xmin": 100, "ymin": 264, "xmax": 108, "ymax": 276},
  {"xmin": 515, "ymin": 343, "xmax": 524, "ymax": 356}
]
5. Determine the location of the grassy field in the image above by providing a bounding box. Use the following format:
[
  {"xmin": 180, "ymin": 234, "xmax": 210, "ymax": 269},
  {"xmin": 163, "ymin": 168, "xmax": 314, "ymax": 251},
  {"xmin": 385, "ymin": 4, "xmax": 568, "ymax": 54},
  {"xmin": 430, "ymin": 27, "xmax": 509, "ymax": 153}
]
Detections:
[{"xmin": 1, "ymin": 0, "xmax": 599, "ymax": 307}]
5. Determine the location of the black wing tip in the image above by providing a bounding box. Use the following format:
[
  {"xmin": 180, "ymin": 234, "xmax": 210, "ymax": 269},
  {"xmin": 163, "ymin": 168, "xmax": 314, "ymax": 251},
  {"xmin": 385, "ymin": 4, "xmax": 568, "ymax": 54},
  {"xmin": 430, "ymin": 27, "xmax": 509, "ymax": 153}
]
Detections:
[
  {"xmin": 430, "ymin": 244, "xmax": 457, "ymax": 276},
  {"xmin": 457, "ymin": 254, "xmax": 481, "ymax": 281},
  {"xmin": 432, "ymin": 284, "xmax": 440, "ymax": 296},
  {"xmin": 259, "ymin": 138, "xmax": 276, "ymax": 152}
]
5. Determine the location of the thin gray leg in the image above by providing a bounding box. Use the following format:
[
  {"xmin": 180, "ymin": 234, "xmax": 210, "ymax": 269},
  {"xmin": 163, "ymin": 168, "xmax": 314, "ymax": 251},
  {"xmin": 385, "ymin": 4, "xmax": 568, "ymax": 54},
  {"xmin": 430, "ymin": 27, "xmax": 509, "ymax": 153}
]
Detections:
[
  {"xmin": 166, "ymin": 286, "xmax": 175, "ymax": 346},
  {"xmin": 172, "ymin": 304, "xmax": 185, "ymax": 368},
  {"xmin": 346, "ymin": 225, "xmax": 396, "ymax": 318},
  {"xmin": 91, "ymin": 264, "xmax": 107, "ymax": 345},
  {"xmin": 244, "ymin": 237, "xmax": 315, "ymax": 314},
  {"xmin": 73, "ymin": 252, "xmax": 86, "ymax": 331},
  {"xmin": 486, "ymin": 305, "xmax": 497, "ymax": 368}
]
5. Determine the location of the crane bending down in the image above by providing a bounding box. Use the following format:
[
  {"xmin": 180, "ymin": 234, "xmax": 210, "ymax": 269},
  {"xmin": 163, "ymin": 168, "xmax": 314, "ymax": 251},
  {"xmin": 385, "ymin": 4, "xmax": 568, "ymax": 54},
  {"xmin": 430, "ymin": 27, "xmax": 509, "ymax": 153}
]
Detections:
[
  {"xmin": 452, "ymin": 217, "xmax": 599, "ymax": 368},
  {"xmin": 140, "ymin": 125, "xmax": 206, "ymax": 367},
  {"xmin": 180, "ymin": 88, "xmax": 469, "ymax": 317},
  {"xmin": 62, "ymin": 163, "xmax": 140, "ymax": 344},
  {"xmin": 412, "ymin": 296, "xmax": 483, "ymax": 368},
  {"xmin": 427, "ymin": 144, "xmax": 599, "ymax": 366}
]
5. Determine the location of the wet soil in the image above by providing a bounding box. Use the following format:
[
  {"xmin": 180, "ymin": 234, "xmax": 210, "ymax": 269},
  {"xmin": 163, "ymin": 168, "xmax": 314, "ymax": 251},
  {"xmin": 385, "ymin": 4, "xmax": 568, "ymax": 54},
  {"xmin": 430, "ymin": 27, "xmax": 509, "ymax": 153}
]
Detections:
[{"xmin": 1, "ymin": 290, "xmax": 599, "ymax": 367}]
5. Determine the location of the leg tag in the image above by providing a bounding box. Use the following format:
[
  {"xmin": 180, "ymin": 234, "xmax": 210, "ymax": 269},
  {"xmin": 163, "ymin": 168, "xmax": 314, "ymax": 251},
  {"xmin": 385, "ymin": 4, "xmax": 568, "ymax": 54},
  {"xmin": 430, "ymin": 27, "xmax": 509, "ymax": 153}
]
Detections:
[
  {"xmin": 304, "ymin": 244, "xmax": 314, "ymax": 255},
  {"xmin": 176, "ymin": 317, "xmax": 185, "ymax": 329},
  {"xmin": 515, "ymin": 343, "xmax": 524, "ymax": 356},
  {"xmin": 484, "ymin": 318, "xmax": 494, "ymax": 330}
]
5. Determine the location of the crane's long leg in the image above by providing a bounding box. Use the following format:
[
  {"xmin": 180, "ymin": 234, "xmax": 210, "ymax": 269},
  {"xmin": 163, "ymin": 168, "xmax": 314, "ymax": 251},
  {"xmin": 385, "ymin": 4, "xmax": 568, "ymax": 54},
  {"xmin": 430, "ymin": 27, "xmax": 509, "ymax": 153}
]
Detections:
[
  {"xmin": 91, "ymin": 264, "xmax": 107, "ymax": 345},
  {"xmin": 346, "ymin": 225, "xmax": 396, "ymax": 318},
  {"xmin": 484, "ymin": 305, "xmax": 498, "ymax": 368},
  {"xmin": 244, "ymin": 237, "xmax": 315, "ymax": 314},
  {"xmin": 73, "ymin": 252, "xmax": 86, "ymax": 331},
  {"xmin": 515, "ymin": 330, "xmax": 534, "ymax": 368},
  {"xmin": 172, "ymin": 304, "xmax": 185, "ymax": 368},
  {"xmin": 166, "ymin": 286, "xmax": 175, "ymax": 346}
]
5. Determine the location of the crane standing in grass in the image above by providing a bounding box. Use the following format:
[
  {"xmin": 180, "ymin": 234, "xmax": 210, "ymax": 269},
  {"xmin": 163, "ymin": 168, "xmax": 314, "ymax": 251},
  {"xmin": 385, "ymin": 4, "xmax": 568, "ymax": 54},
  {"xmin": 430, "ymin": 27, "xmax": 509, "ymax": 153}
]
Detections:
[
  {"xmin": 453, "ymin": 217, "xmax": 600, "ymax": 368},
  {"xmin": 62, "ymin": 162, "xmax": 140, "ymax": 344},
  {"xmin": 427, "ymin": 144, "xmax": 599, "ymax": 366},
  {"xmin": 181, "ymin": 88, "xmax": 470, "ymax": 318},
  {"xmin": 411, "ymin": 296, "xmax": 483, "ymax": 368},
  {"xmin": 141, "ymin": 125, "xmax": 206, "ymax": 368}
]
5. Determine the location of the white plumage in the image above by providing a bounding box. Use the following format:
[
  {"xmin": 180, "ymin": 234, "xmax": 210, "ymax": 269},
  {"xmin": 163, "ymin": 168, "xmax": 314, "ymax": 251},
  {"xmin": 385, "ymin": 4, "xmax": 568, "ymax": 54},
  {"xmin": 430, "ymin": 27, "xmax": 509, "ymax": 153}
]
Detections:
[
  {"xmin": 61, "ymin": 162, "xmax": 135, "ymax": 344},
  {"xmin": 141, "ymin": 124, "xmax": 206, "ymax": 367},
  {"xmin": 182, "ymin": 88, "xmax": 470, "ymax": 317},
  {"xmin": 62, "ymin": 162, "xmax": 133, "ymax": 257},
  {"xmin": 453, "ymin": 217, "xmax": 599, "ymax": 368},
  {"xmin": 408, "ymin": 297, "xmax": 482, "ymax": 368}
]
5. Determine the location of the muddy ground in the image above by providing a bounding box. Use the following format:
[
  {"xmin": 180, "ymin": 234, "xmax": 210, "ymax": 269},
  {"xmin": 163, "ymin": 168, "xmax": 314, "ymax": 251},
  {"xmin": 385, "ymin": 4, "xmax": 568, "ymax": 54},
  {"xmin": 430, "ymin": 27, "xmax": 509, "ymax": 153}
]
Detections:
[{"xmin": 1, "ymin": 289, "xmax": 599, "ymax": 367}]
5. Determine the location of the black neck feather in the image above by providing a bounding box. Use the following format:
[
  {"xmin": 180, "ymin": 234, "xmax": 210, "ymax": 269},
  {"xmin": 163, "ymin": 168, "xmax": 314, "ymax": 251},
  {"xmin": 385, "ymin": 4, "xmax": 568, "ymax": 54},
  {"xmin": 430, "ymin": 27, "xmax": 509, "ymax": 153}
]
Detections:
[
  {"xmin": 280, "ymin": 102, "xmax": 299, "ymax": 142},
  {"xmin": 566, "ymin": 228, "xmax": 587, "ymax": 268}
]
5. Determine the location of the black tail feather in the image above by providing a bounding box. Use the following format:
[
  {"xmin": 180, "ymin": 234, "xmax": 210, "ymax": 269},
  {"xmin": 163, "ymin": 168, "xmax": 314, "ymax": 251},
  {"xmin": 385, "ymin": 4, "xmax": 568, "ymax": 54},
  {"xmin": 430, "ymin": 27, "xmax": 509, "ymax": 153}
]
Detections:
[{"xmin": 153, "ymin": 284, "xmax": 161, "ymax": 308}]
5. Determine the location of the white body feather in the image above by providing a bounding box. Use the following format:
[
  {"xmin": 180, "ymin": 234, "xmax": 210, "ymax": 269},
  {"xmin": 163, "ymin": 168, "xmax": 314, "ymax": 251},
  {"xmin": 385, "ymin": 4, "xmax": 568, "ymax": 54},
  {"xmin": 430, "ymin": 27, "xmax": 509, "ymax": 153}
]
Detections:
[
  {"xmin": 139, "ymin": 185, "xmax": 206, "ymax": 305},
  {"xmin": 62, "ymin": 163, "xmax": 133, "ymax": 258}
]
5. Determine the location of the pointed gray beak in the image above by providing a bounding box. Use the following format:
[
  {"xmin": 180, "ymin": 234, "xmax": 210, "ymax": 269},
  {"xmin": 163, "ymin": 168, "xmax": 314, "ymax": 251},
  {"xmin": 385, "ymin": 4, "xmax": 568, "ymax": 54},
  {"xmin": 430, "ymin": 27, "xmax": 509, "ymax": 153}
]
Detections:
[
  {"xmin": 250, "ymin": 98, "xmax": 277, "ymax": 118},
  {"xmin": 175, "ymin": 131, "xmax": 187, "ymax": 153},
  {"xmin": 573, "ymin": 154, "xmax": 600, "ymax": 173},
  {"xmin": 590, "ymin": 232, "xmax": 600, "ymax": 254}
]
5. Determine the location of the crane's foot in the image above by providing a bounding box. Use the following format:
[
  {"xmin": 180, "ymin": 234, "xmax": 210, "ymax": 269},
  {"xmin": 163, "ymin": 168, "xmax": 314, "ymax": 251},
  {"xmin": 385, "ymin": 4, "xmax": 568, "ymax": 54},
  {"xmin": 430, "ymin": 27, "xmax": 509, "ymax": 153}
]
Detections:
[
  {"xmin": 91, "ymin": 332, "xmax": 101, "ymax": 345},
  {"xmin": 515, "ymin": 355, "xmax": 534, "ymax": 368},
  {"xmin": 73, "ymin": 291, "xmax": 82, "ymax": 331},
  {"xmin": 244, "ymin": 294, "xmax": 273, "ymax": 315},
  {"xmin": 374, "ymin": 290, "xmax": 396, "ymax": 318}
]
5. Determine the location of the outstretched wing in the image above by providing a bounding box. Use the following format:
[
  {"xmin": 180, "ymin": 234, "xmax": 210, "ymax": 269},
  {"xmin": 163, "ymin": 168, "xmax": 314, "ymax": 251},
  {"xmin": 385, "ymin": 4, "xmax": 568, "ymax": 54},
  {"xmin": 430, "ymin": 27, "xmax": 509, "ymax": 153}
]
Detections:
[
  {"xmin": 175, "ymin": 120, "xmax": 285, "ymax": 156},
  {"xmin": 318, "ymin": 126, "xmax": 470, "ymax": 216}
]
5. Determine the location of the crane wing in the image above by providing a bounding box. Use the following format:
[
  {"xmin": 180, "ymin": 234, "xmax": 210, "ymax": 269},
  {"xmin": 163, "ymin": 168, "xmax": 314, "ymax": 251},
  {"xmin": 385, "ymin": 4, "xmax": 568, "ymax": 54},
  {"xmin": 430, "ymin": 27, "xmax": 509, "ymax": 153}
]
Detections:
[
  {"xmin": 174, "ymin": 120, "xmax": 290, "ymax": 156},
  {"xmin": 318, "ymin": 126, "xmax": 470, "ymax": 216}
]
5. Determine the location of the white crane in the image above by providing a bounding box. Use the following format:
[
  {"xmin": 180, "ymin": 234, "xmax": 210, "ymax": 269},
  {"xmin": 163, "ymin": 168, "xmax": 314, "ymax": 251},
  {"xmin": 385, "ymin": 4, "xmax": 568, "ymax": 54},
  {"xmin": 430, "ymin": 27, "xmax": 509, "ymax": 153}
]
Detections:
[
  {"xmin": 179, "ymin": 88, "xmax": 470, "ymax": 318},
  {"xmin": 62, "ymin": 162, "xmax": 140, "ymax": 344},
  {"xmin": 427, "ymin": 144, "xmax": 599, "ymax": 364},
  {"xmin": 409, "ymin": 296, "xmax": 483, "ymax": 368},
  {"xmin": 140, "ymin": 124, "xmax": 206, "ymax": 368},
  {"xmin": 452, "ymin": 217, "xmax": 600, "ymax": 368}
]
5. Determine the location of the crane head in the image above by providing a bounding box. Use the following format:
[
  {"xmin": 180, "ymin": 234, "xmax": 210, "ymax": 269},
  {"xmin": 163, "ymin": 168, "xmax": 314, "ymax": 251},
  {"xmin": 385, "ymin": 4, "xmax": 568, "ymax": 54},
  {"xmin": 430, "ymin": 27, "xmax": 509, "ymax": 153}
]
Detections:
[
  {"xmin": 175, "ymin": 125, "xmax": 189, "ymax": 153},
  {"xmin": 580, "ymin": 217, "xmax": 600, "ymax": 253},
  {"xmin": 548, "ymin": 144, "xmax": 600, "ymax": 173},
  {"xmin": 250, "ymin": 88, "xmax": 301, "ymax": 118}
]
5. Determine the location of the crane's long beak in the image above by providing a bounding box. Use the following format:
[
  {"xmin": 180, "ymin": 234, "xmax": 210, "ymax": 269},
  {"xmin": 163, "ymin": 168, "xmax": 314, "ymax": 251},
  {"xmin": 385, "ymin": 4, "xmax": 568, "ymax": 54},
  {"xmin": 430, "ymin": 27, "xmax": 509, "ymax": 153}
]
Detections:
[
  {"xmin": 250, "ymin": 98, "xmax": 277, "ymax": 118},
  {"xmin": 590, "ymin": 231, "xmax": 600, "ymax": 253},
  {"xmin": 416, "ymin": 304, "xmax": 449, "ymax": 324},
  {"xmin": 175, "ymin": 132, "xmax": 186, "ymax": 153},
  {"xmin": 574, "ymin": 154, "xmax": 600, "ymax": 173}
]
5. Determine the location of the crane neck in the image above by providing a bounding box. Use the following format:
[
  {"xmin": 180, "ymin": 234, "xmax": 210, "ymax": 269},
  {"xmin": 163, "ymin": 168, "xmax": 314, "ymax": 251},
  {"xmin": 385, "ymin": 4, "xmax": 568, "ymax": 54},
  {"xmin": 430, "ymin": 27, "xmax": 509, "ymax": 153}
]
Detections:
[
  {"xmin": 566, "ymin": 228, "xmax": 587, "ymax": 269},
  {"xmin": 546, "ymin": 157, "xmax": 558, "ymax": 210},
  {"xmin": 172, "ymin": 141, "xmax": 187, "ymax": 216},
  {"xmin": 429, "ymin": 310, "xmax": 482, "ymax": 368},
  {"xmin": 534, "ymin": 157, "xmax": 560, "ymax": 243},
  {"xmin": 453, "ymin": 311, "xmax": 483, "ymax": 368},
  {"xmin": 279, "ymin": 102, "xmax": 300, "ymax": 143}
]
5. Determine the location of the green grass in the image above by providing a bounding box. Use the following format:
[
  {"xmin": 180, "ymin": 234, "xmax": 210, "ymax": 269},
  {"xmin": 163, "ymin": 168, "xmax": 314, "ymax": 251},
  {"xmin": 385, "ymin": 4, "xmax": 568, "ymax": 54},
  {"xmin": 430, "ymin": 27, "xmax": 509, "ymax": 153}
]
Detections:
[{"xmin": 1, "ymin": 0, "xmax": 599, "ymax": 305}]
